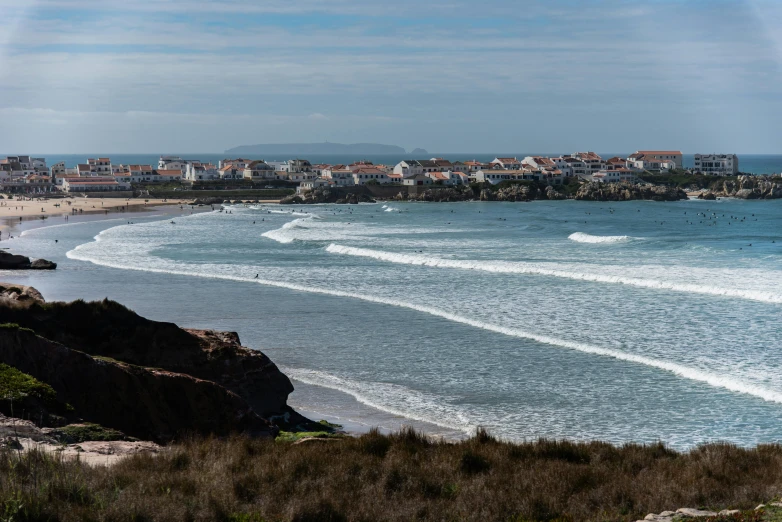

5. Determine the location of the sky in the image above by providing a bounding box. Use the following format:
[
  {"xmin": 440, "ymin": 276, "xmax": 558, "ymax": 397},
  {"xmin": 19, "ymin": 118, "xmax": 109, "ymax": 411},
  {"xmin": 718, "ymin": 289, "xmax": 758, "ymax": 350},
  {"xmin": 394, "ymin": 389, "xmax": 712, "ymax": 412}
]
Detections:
[{"xmin": 0, "ymin": 0, "xmax": 781, "ymax": 154}]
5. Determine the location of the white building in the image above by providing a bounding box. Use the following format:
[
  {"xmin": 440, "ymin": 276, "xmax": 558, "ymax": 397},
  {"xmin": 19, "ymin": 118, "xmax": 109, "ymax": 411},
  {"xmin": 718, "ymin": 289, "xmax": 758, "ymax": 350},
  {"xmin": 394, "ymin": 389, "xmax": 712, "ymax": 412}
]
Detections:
[
  {"xmin": 62, "ymin": 177, "xmax": 131, "ymax": 192},
  {"xmin": 322, "ymin": 168, "xmax": 355, "ymax": 186},
  {"xmin": 630, "ymin": 157, "xmax": 676, "ymax": 172},
  {"xmin": 158, "ymin": 156, "xmax": 196, "ymax": 173},
  {"xmin": 243, "ymin": 160, "xmax": 276, "ymax": 181},
  {"xmin": 591, "ymin": 169, "xmax": 637, "ymax": 183},
  {"xmin": 184, "ymin": 162, "xmax": 219, "ymax": 181},
  {"xmin": 267, "ymin": 161, "xmax": 289, "ymax": 172},
  {"xmin": 693, "ymin": 154, "xmax": 739, "ymax": 176},
  {"xmin": 352, "ymin": 167, "xmax": 389, "ymax": 185},
  {"xmin": 490, "ymin": 157, "xmax": 522, "ymax": 170},
  {"xmin": 402, "ymin": 173, "xmax": 433, "ymax": 186},
  {"xmin": 629, "ymin": 150, "xmax": 683, "ymax": 169}
]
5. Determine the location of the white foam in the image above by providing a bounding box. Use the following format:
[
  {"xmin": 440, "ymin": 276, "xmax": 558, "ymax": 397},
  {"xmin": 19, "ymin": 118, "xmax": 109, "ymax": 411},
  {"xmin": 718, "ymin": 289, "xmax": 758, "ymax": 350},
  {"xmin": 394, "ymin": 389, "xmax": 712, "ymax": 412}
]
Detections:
[
  {"xmin": 260, "ymin": 217, "xmax": 314, "ymax": 244},
  {"xmin": 384, "ymin": 207, "xmax": 399, "ymax": 213},
  {"xmin": 67, "ymin": 235, "xmax": 782, "ymax": 406},
  {"xmin": 283, "ymin": 367, "xmax": 474, "ymax": 434},
  {"xmin": 324, "ymin": 244, "xmax": 782, "ymax": 304},
  {"xmin": 568, "ymin": 232, "xmax": 632, "ymax": 244}
]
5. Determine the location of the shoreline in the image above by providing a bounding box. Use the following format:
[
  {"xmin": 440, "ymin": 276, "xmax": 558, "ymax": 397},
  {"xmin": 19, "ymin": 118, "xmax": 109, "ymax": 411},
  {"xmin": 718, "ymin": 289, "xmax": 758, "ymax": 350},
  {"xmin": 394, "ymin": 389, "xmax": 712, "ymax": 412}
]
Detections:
[{"xmin": 0, "ymin": 196, "xmax": 193, "ymax": 235}]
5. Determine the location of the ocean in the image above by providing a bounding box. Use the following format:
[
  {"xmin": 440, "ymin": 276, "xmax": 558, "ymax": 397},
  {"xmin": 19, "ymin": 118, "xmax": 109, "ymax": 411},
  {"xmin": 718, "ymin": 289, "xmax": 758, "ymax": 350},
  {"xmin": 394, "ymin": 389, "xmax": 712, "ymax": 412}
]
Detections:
[
  {"xmin": 12, "ymin": 153, "xmax": 782, "ymax": 175},
  {"xmin": 3, "ymin": 198, "xmax": 782, "ymax": 449}
]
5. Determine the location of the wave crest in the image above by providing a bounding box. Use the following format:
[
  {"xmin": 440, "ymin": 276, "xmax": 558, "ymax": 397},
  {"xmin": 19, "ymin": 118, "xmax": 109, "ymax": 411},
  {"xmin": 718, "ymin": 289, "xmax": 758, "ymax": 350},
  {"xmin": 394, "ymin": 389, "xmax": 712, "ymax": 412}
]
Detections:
[{"xmin": 569, "ymin": 232, "xmax": 632, "ymax": 244}]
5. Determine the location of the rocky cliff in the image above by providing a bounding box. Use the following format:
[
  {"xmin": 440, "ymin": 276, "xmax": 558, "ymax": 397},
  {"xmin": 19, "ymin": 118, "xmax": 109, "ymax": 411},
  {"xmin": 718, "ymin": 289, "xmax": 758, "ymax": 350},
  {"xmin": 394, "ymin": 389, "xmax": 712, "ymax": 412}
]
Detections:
[
  {"xmin": 700, "ymin": 175, "xmax": 782, "ymax": 200},
  {"xmin": 575, "ymin": 182, "xmax": 687, "ymax": 202},
  {"xmin": 0, "ymin": 325, "xmax": 275, "ymax": 442},
  {"xmin": 395, "ymin": 186, "xmax": 475, "ymax": 202},
  {"xmin": 281, "ymin": 187, "xmax": 375, "ymax": 205},
  {"xmin": 0, "ymin": 287, "xmax": 320, "ymax": 442}
]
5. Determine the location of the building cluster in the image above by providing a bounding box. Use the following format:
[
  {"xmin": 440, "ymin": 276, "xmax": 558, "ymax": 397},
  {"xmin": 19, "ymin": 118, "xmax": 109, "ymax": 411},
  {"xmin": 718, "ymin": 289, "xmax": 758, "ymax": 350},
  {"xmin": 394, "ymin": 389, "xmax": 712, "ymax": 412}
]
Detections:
[{"xmin": 0, "ymin": 150, "xmax": 740, "ymax": 194}]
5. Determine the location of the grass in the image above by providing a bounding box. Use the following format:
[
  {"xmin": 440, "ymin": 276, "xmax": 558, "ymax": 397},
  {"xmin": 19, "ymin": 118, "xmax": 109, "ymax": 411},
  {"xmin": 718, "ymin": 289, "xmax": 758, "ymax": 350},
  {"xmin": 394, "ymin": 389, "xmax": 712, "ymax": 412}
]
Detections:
[
  {"xmin": 49, "ymin": 423, "xmax": 129, "ymax": 444},
  {"xmin": 1, "ymin": 428, "xmax": 781, "ymax": 521},
  {"xmin": 0, "ymin": 364, "xmax": 57, "ymax": 404}
]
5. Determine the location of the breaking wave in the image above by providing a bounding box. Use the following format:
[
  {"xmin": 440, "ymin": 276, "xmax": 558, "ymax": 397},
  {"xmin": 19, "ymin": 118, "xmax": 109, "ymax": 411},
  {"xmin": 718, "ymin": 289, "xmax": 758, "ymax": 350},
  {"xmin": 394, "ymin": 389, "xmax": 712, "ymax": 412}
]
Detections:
[
  {"xmin": 282, "ymin": 368, "xmax": 474, "ymax": 434},
  {"xmin": 324, "ymin": 244, "xmax": 782, "ymax": 304},
  {"xmin": 569, "ymin": 232, "xmax": 632, "ymax": 244},
  {"xmin": 67, "ymin": 232, "xmax": 782, "ymax": 406}
]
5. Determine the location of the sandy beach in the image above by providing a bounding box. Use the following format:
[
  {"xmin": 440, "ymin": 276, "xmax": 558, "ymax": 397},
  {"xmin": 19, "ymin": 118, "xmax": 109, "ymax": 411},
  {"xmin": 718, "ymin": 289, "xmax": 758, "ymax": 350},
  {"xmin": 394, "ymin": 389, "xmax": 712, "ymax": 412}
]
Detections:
[{"xmin": 0, "ymin": 195, "xmax": 191, "ymax": 234}]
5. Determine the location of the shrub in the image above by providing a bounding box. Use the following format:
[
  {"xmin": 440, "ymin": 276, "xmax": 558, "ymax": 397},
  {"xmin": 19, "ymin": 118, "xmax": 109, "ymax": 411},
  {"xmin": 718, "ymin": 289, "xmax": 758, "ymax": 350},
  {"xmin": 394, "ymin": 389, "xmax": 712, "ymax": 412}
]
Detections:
[{"xmin": 0, "ymin": 364, "xmax": 57, "ymax": 403}]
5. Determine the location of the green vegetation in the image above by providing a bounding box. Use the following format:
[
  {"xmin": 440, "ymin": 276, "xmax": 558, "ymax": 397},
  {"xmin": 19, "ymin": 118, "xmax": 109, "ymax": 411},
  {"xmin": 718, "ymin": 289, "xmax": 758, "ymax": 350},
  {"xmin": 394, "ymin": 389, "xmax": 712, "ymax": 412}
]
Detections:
[
  {"xmin": 49, "ymin": 423, "xmax": 128, "ymax": 444},
  {"xmin": 637, "ymin": 172, "xmax": 737, "ymax": 190},
  {"xmin": 1, "ymin": 429, "xmax": 782, "ymax": 521},
  {"xmin": 0, "ymin": 364, "xmax": 56, "ymax": 404},
  {"xmin": 274, "ymin": 430, "xmax": 344, "ymax": 443}
]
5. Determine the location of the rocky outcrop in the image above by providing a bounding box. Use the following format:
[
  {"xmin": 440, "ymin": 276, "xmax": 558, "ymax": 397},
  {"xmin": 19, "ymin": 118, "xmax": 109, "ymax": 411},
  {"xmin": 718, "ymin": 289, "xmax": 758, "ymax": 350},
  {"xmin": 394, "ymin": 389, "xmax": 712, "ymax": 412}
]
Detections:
[
  {"xmin": 0, "ymin": 298, "xmax": 295, "ymax": 420},
  {"xmin": 575, "ymin": 182, "xmax": 687, "ymax": 202},
  {"xmin": 0, "ymin": 325, "xmax": 276, "ymax": 442},
  {"xmin": 635, "ymin": 504, "xmax": 782, "ymax": 522},
  {"xmin": 397, "ymin": 186, "xmax": 475, "ymax": 202},
  {"xmin": 0, "ymin": 251, "xmax": 56, "ymax": 270},
  {"xmin": 0, "ymin": 282, "xmax": 45, "ymax": 307},
  {"xmin": 700, "ymin": 175, "xmax": 782, "ymax": 200},
  {"xmin": 281, "ymin": 187, "xmax": 375, "ymax": 205}
]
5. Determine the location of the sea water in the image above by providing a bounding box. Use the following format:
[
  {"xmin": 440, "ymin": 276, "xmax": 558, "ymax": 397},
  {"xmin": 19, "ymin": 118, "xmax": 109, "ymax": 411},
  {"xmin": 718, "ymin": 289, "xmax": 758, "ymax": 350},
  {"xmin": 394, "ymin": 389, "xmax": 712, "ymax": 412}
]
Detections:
[{"xmin": 3, "ymin": 199, "xmax": 782, "ymax": 449}]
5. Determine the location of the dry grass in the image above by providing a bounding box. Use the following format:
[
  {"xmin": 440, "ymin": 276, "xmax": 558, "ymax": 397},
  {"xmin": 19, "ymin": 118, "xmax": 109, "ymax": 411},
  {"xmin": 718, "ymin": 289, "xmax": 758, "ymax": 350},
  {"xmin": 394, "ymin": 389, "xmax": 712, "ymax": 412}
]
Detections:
[{"xmin": 1, "ymin": 428, "xmax": 782, "ymax": 522}]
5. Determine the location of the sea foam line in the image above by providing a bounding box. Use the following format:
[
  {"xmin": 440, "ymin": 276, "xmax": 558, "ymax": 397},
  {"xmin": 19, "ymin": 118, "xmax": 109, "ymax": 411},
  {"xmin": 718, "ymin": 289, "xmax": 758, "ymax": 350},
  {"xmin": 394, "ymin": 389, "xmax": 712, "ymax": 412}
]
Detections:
[
  {"xmin": 66, "ymin": 236, "xmax": 782, "ymax": 406},
  {"xmin": 568, "ymin": 232, "xmax": 632, "ymax": 244},
  {"xmin": 282, "ymin": 367, "xmax": 474, "ymax": 434},
  {"xmin": 324, "ymin": 244, "xmax": 782, "ymax": 305}
]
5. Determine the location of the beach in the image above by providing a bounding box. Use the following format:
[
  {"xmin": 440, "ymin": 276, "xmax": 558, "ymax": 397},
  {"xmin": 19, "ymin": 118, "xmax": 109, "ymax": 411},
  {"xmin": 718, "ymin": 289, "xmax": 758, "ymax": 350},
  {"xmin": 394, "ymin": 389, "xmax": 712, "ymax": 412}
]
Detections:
[{"xmin": 0, "ymin": 195, "xmax": 192, "ymax": 234}]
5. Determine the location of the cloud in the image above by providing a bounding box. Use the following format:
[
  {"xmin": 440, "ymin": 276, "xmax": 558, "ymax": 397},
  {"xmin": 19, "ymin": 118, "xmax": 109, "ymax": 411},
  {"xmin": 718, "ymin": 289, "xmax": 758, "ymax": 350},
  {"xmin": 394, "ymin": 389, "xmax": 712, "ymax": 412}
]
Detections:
[{"xmin": 0, "ymin": 0, "xmax": 781, "ymax": 152}]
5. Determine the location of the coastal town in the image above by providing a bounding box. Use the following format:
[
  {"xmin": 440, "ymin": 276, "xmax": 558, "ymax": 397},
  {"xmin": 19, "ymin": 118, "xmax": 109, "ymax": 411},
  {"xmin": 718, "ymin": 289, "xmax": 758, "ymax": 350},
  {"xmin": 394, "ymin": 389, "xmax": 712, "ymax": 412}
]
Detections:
[{"xmin": 0, "ymin": 151, "xmax": 742, "ymax": 195}]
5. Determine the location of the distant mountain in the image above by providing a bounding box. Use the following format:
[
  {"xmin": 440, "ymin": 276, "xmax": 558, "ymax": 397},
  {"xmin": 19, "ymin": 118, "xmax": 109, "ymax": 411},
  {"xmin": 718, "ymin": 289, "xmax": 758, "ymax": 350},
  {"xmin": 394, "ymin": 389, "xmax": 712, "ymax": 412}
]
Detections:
[
  {"xmin": 224, "ymin": 142, "xmax": 408, "ymax": 156},
  {"xmin": 409, "ymin": 148, "xmax": 429, "ymax": 156}
]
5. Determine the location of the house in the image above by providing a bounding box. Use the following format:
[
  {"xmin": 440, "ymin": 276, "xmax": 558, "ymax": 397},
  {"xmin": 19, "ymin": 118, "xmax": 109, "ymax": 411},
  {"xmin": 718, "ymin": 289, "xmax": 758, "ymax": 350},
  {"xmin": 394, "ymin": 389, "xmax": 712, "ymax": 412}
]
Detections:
[
  {"xmin": 322, "ymin": 168, "xmax": 355, "ymax": 186},
  {"xmin": 184, "ymin": 162, "xmax": 219, "ymax": 181},
  {"xmin": 158, "ymin": 156, "xmax": 192, "ymax": 173},
  {"xmin": 490, "ymin": 157, "xmax": 522, "ymax": 170},
  {"xmin": 288, "ymin": 159, "xmax": 313, "ymax": 173},
  {"xmin": 266, "ymin": 161, "xmax": 289, "ymax": 172},
  {"xmin": 393, "ymin": 161, "xmax": 424, "ymax": 176},
  {"xmin": 402, "ymin": 173, "xmax": 433, "ymax": 186},
  {"xmin": 591, "ymin": 168, "xmax": 637, "ymax": 183},
  {"xmin": 604, "ymin": 157, "xmax": 629, "ymax": 171},
  {"xmin": 571, "ymin": 152, "xmax": 605, "ymax": 174},
  {"xmin": 297, "ymin": 178, "xmax": 331, "ymax": 193},
  {"xmin": 462, "ymin": 160, "xmax": 485, "ymax": 172},
  {"xmin": 87, "ymin": 158, "xmax": 112, "ymax": 174},
  {"xmin": 62, "ymin": 177, "xmax": 131, "ymax": 192},
  {"xmin": 630, "ymin": 157, "xmax": 675, "ymax": 172},
  {"xmin": 629, "ymin": 150, "xmax": 683, "ymax": 169},
  {"xmin": 352, "ymin": 167, "xmax": 389, "ymax": 185},
  {"xmin": 475, "ymin": 170, "xmax": 512, "ymax": 184},
  {"xmin": 522, "ymin": 156, "xmax": 556, "ymax": 170},
  {"xmin": 155, "ymin": 169, "xmax": 183, "ymax": 182},
  {"xmin": 217, "ymin": 165, "xmax": 244, "ymax": 180},
  {"xmin": 219, "ymin": 158, "xmax": 252, "ymax": 169},
  {"xmin": 425, "ymin": 171, "xmax": 470, "ymax": 186},
  {"xmin": 386, "ymin": 173, "xmax": 404, "ymax": 184},
  {"xmin": 243, "ymin": 160, "xmax": 276, "ymax": 181},
  {"xmin": 693, "ymin": 154, "xmax": 738, "ymax": 175}
]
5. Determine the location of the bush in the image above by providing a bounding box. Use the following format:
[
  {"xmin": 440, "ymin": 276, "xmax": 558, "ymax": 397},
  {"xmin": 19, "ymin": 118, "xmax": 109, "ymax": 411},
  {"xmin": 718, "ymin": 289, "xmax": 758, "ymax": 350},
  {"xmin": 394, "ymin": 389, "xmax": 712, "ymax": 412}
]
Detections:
[{"xmin": 0, "ymin": 364, "xmax": 57, "ymax": 403}]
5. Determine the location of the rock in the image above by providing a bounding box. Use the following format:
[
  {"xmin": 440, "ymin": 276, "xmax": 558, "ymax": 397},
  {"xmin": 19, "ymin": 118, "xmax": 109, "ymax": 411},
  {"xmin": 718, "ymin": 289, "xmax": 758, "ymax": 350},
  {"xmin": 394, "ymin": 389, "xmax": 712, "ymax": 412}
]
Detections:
[
  {"xmin": 403, "ymin": 186, "xmax": 475, "ymax": 202},
  {"xmin": 0, "ymin": 326, "xmax": 277, "ymax": 442},
  {"xmin": 707, "ymin": 175, "xmax": 782, "ymax": 199},
  {"xmin": 0, "ymin": 283, "xmax": 45, "ymax": 305},
  {"xmin": 293, "ymin": 437, "xmax": 340, "ymax": 445},
  {"xmin": 675, "ymin": 507, "xmax": 718, "ymax": 517},
  {"xmin": 718, "ymin": 510, "xmax": 740, "ymax": 515},
  {"xmin": 0, "ymin": 252, "xmax": 56, "ymax": 270},
  {"xmin": 756, "ymin": 504, "xmax": 766, "ymax": 511},
  {"xmin": 698, "ymin": 191, "xmax": 717, "ymax": 200},
  {"xmin": 0, "ymin": 294, "xmax": 308, "ymax": 429},
  {"xmin": 576, "ymin": 182, "xmax": 687, "ymax": 202},
  {"xmin": 30, "ymin": 259, "xmax": 57, "ymax": 270},
  {"xmin": 281, "ymin": 187, "xmax": 375, "ymax": 205}
]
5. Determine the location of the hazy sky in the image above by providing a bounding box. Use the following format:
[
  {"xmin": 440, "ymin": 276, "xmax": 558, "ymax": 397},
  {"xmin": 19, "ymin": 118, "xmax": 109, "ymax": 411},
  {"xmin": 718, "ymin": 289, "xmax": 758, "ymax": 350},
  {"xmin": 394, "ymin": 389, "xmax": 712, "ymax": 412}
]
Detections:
[{"xmin": 1, "ymin": 0, "xmax": 781, "ymax": 153}]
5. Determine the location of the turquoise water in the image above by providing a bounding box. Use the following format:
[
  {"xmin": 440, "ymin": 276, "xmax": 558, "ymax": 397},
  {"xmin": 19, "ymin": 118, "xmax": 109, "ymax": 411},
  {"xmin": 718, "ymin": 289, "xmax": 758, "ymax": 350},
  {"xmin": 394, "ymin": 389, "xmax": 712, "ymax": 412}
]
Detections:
[{"xmin": 3, "ymin": 199, "xmax": 782, "ymax": 449}]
